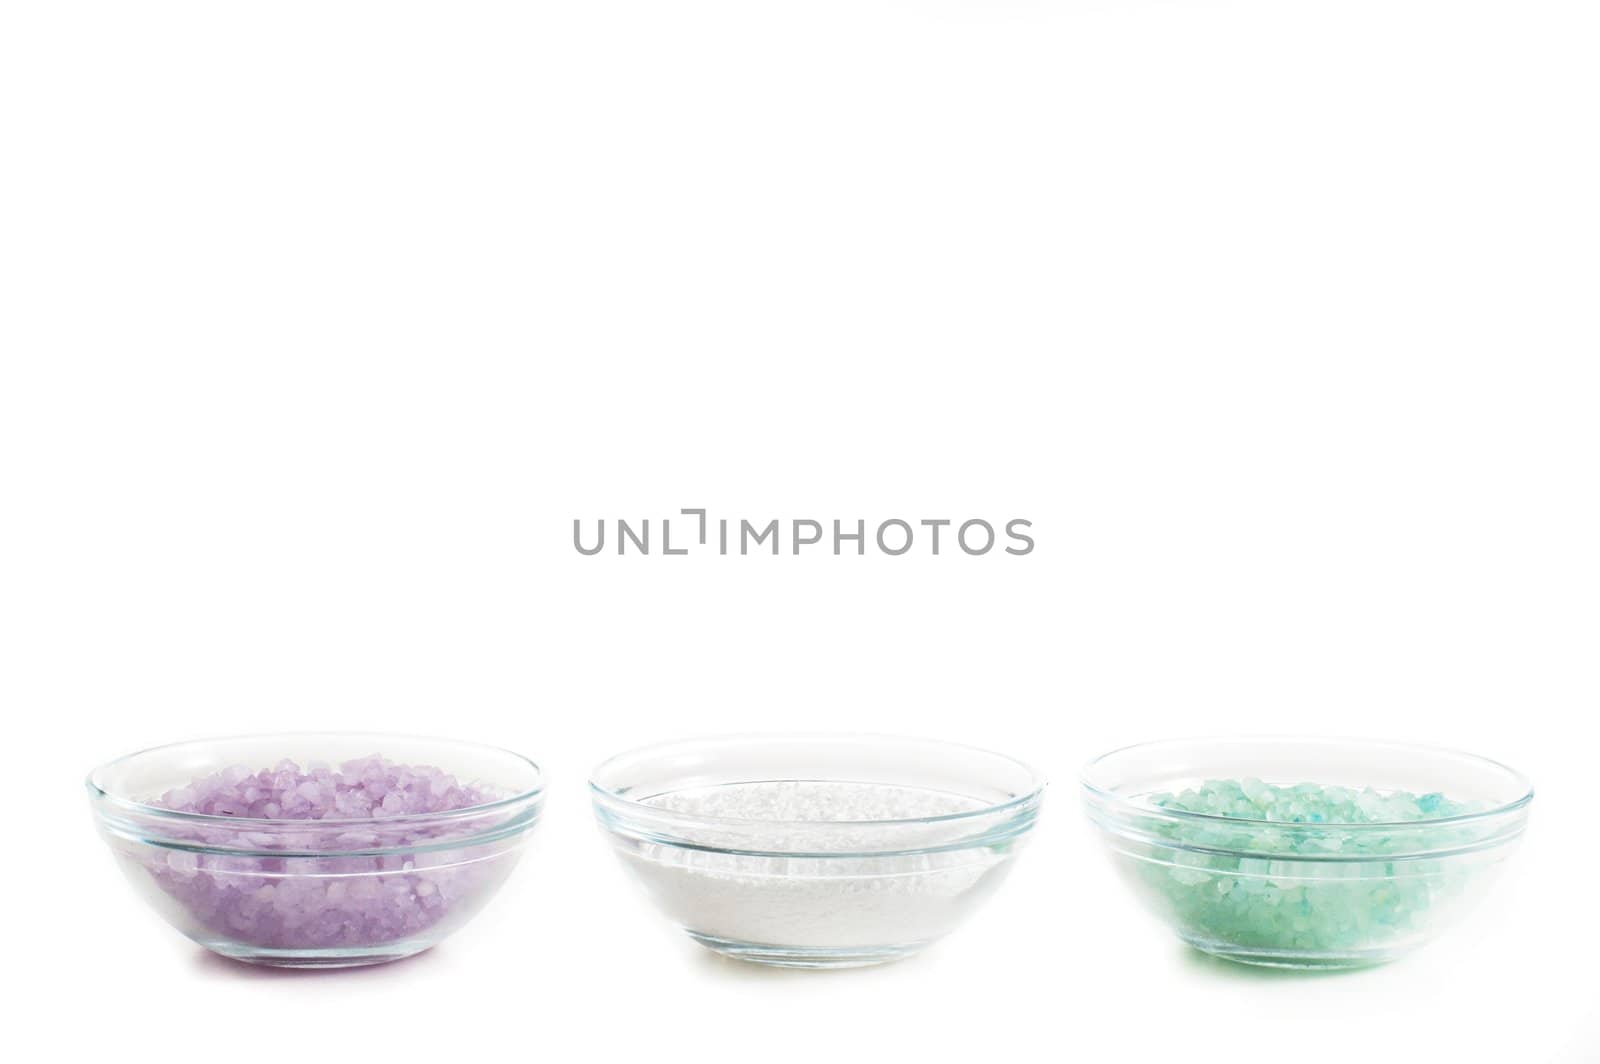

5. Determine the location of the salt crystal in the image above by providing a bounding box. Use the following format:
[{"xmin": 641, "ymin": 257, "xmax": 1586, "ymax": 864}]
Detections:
[
  {"xmin": 143, "ymin": 757, "xmax": 497, "ymax": 953},
  {"xmin": 1137, "ymin": 778, "xmax": 1483, "ymax": 956},
  {"xmin": 615, "ymin": 781, "xmax": 1011, "ymax": 953}
]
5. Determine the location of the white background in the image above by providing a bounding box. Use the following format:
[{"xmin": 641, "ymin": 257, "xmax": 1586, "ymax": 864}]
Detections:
[{"xmin": 3, "ymin": 0, "xmax": 1597, "ymax": 1059}]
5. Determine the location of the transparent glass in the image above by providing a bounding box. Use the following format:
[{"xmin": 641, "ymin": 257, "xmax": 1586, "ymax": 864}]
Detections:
[
  {"xmin": 1081, "ymin": 737, "xmax": 1533, "ymax": 969},
  {"xmin": 591, "ymin": 734, "xmax": 1045, "ymax": 968},
  {"xmin": 87, "ymin": 733, "xmax": 544, "ymax": 968}
]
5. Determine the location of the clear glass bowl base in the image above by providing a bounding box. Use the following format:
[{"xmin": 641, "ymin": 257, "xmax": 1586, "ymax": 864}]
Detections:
[
  {"xmin": 686, "ymin": 931, "xmax": 930, "ymax": 969},
  {"xmin": 200, "ymin": 938, "xmax": 435, "ymax": 969},
  {"xmin": 1180, "ymin": 932, "xmax": 1401, "ymax": 970}
]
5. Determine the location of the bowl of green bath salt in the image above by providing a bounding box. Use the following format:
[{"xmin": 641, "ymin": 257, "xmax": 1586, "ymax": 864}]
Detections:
[{"xmin": 1081, "ymin": 738, "xmax": 1532, "ymax": 970}]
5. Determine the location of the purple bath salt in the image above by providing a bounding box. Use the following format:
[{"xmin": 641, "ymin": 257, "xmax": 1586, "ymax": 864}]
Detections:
[
  {"xmin": 142, "ymin": 757, "xmax": 510, "ymax": 954},
  {"xmin": 155, "ymin": 756, "xmax": 489, "ymax": 821}
]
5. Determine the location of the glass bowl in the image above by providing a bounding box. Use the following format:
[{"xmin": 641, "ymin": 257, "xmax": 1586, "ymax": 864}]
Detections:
[
  {"xmin": 87, "ymin": 733, "xmax": 544, "ymax": 968},
  {"xmin": 1081, "ymin": 736, "xmax": 1533, "ymax": 970},
  {"xmin": 590, "ymin": 733, "xmax": 1044, "ymax": 968}
]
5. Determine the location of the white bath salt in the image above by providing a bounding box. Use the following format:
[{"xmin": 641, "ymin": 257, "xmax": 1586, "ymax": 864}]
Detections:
[
  {"xmin": 619, "ymin": 782, "xmax": 1019, "ymax": 954},
  {"xmin": 646, "ymin": 780, "xmax": 988, "ymax": 825}
]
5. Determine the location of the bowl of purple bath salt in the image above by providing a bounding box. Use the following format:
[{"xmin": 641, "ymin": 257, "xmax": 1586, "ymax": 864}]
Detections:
[{"xmin": 88, "ymin": 734, "xmax": 544, "ymax": 968}]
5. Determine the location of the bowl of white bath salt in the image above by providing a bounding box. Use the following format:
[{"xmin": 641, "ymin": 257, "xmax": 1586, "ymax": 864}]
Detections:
[{"xmin": 589, "ymin": 734, "xmax": 1045, "ymax": 968}]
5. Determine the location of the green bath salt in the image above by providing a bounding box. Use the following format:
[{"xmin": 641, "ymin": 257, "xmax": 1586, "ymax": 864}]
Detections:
[{"xmin": 1125, "ymin": 779, "xmax": 1490, "ymax": 965}]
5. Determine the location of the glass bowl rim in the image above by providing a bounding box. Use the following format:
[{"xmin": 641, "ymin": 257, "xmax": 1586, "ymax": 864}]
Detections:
[
  {"xmin": 589, "ymin": 731, "xmax": 1046, "ymax": 829},
  {"xmin": 86, "ymin": 730, "xmax": 545, "ymax": 831},
  {"xmin": 1080, "ymin": 734, "xmax": 1534, "ymax": 831}
]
